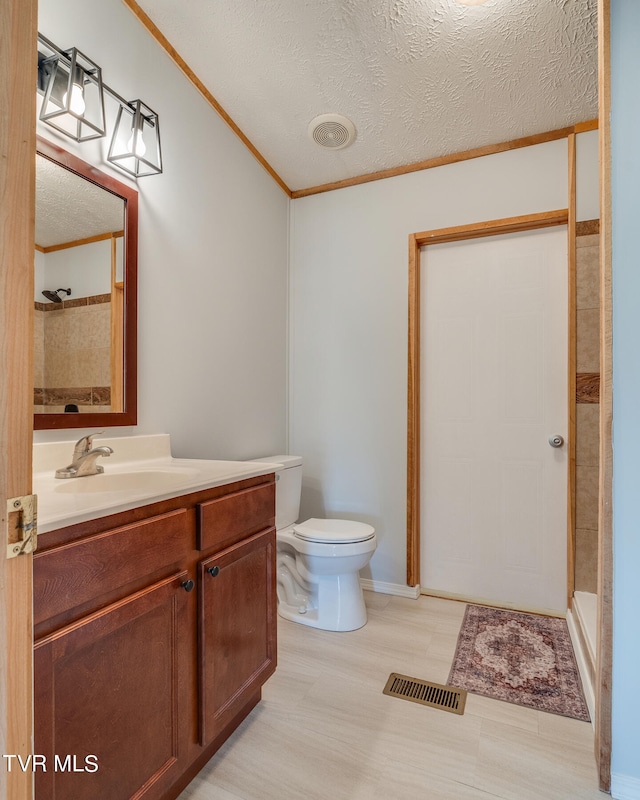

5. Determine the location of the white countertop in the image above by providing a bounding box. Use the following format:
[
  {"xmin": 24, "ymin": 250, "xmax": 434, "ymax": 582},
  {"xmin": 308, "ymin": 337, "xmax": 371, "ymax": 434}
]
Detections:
[{"xmin": 34, "ymin": 434, "xmax": 282, "ymax": 534}]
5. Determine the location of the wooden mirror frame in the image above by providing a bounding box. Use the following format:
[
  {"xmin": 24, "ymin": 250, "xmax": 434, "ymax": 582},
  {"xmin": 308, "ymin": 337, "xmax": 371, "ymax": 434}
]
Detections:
[{"xmin": 34, "ymin": 137, "xmax": 138, "ymax": 429}]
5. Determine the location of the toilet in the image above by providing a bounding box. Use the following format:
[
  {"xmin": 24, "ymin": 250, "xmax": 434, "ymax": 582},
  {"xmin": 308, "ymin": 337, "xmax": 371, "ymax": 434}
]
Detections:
[{"xmin": 253, "ymin": 455, "xmax": 377, "ymax": 632}]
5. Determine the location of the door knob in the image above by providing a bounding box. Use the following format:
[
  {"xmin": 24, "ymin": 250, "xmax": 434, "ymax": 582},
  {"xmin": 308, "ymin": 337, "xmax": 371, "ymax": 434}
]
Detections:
[
  {"xmin": 207, "ymin": 566, "xmax": 220, "ymax": 578},
  {"xmin": 548, "ymin": 434, "xmax": 564, "ymax": 448},
  {"xmin": 181, "ymin": 579, "xmax": 195, "ymax": 592}
]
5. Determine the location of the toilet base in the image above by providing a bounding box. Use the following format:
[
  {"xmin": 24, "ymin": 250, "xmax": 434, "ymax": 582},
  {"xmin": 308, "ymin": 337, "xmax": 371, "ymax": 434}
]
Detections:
[{"xmin": 277, "ymin": 572, "xmax": 368, "ymax": 632}]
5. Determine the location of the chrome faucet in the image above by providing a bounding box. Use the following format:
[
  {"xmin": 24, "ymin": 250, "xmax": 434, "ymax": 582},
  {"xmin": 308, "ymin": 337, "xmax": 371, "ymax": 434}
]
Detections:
[{"xmin": 55, "ymin": 431, "xmax": 114, "ymax": 479}]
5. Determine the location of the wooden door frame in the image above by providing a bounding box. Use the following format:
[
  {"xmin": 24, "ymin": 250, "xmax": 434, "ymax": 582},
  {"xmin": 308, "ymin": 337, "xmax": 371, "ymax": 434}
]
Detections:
[
  {"xmin": 595, "ymin": 0, "xmax": 613, "ymax": 791},
  {"xmin": 1, "ymin": 0, "xmax": 38, "ymax": 798},
  {"xmin": 406, "ymin": 209, "xmax": 569, "ymax": 589}
]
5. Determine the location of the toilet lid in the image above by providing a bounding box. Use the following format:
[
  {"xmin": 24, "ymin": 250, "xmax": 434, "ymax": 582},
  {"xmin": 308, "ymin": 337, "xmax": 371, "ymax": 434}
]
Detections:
[{"xmin": 293, "ymin": 518, "xmax": 375, "ymax": 544}]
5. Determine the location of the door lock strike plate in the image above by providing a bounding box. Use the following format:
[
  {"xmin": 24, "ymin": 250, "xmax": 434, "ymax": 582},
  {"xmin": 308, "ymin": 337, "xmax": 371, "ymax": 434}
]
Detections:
[{"xmin": 6, "ymin": 494, "xmax": 38, "ymax": 558}]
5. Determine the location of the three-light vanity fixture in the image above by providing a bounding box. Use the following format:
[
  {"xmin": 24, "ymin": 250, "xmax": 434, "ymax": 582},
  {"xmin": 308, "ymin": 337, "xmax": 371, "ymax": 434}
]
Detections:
[{"xmin": 37, "ymin": 33, "xmax": 162, "ymax": 177}]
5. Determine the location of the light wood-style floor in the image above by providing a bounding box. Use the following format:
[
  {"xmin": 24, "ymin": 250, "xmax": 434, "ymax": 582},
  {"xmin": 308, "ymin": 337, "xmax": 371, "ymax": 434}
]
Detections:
[{"xmin": 179, "ymin": 593, "xmax": 603, "ymax": 800}]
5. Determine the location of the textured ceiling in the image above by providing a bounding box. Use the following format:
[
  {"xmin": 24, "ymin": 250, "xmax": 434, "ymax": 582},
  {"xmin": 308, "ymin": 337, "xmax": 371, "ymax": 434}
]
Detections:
[
  {"xmin": 133, "ymin": 0, "xmax": 598, "ymax": 192},
  {"xmin": 36, "ymin": 156, "xmax": 125, "ymax": 248}
]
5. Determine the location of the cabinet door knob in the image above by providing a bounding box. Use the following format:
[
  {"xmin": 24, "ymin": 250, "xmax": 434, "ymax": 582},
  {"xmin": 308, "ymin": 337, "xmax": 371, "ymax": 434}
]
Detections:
[
  {"xmin": 181, "ymin": 579, "xmax": 195, "ymax": 592},
  {"xmin": 207, "ymin": 566, "xmax": 220, "ymax": 578}
]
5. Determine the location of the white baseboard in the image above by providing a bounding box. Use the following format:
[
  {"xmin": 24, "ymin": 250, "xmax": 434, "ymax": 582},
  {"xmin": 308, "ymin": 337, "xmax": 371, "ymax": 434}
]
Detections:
[
  {"xmin": 573, "ymin": 591, "xmax": 597, "ymax": 666},
  {"xmin": 611, "ymin": 773, "xmax": 640, "ymax": 800},
  {"xmin": 360, "ymin": 578, "xmax": 421, "ymax": 599},
  {"xmin": 566, "ymin": 608, "xmax": 596, "ymax": 727}
]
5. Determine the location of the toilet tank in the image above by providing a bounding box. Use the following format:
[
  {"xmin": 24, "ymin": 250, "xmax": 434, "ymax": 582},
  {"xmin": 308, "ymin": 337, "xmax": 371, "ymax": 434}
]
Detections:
[{"xmin": 251, "ymin": 455, "xmax": 302, "ymax": 530}]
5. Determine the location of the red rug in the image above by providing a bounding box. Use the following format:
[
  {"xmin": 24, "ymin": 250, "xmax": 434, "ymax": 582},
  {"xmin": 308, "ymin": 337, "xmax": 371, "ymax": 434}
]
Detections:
[{"xmin": 448, "ymin": 605, "xmax": 590, "ymax": 722}]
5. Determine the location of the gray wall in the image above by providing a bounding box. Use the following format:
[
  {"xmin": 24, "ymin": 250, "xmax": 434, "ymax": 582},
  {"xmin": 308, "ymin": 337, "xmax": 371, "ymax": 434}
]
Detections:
[
  {"xmin": 289, "ymin": 135, "xmax": 598, "ymax": 590},
  {"xmin": 35, "ymin": 0, "xmax": 289, "ymax": 461}
]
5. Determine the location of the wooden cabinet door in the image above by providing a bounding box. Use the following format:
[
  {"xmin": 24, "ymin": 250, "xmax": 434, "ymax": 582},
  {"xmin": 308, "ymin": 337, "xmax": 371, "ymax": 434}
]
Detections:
[
  {"xmin": 35, "ymin": 571, "xmax": 192, "ymax": 800},
  {"xmin": 198, "ymin": 528, "xmax": 276, "ymax": 745}
]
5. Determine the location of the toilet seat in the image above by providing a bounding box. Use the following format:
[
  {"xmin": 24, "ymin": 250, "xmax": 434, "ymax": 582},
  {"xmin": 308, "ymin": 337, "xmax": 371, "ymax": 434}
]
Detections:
[{"xmin": 293, "ymin": 518, "xmax": 375, "ymax": 544}]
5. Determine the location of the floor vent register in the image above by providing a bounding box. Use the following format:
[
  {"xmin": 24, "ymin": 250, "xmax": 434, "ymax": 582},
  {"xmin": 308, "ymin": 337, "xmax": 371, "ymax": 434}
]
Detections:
[{"xmin": 383, "ymin": 672, "xmax": 467, "ymax": 715}]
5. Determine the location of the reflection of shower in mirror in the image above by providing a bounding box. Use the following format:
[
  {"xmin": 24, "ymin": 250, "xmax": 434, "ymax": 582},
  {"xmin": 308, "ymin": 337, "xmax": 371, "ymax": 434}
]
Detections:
[
  {"xmin": 41, "ymin": 288, "xmax": 71, "ymax": 303},
  {"xmin": 34, "ymin": 138, "xmax": 138, "ymax": 428}
]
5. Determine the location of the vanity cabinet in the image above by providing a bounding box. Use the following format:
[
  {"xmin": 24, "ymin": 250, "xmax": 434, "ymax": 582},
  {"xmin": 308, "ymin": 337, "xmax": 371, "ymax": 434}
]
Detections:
[
  {"xmin": 35, "ymin": 572, "xmax": 192, "ymax": 800},
  {"xmin": 198, "ymin": 529, "xmax": 276, "ymax": 746},
  {"xmin": 33, "ymin": 474, "xmax": 277, "ymax": 800}
]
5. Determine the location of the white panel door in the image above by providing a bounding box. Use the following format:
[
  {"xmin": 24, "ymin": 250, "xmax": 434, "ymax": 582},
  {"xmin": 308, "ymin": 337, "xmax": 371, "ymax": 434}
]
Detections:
[{"xmin": 420, "ymin": 227, "xmax": 568, "ymax": 613}]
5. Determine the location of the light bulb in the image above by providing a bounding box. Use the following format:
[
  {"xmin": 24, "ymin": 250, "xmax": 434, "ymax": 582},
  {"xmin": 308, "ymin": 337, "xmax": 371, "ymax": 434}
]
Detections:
[
  {"xmin": 62, "ymin": 82, "xmax": 85, "ymax": 116},
  {"xmin": 127, "ymin": 129, "xmax": 146, "ymax": 157}
]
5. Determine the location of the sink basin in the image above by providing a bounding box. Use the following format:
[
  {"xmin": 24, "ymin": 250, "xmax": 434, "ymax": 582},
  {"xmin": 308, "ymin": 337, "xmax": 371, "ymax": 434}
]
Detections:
[
  {"xmin": 55, "ymin": 468, "xmax": 200, "ymax": 494},
  {"xmin": 34, "ymin": 434, "xmax": 282, "ymax": 534}
]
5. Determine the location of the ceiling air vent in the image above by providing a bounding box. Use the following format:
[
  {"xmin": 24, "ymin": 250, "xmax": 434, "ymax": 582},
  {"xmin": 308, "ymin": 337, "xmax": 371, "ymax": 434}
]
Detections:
[{"xmin": 308, "ymin": 114, "xmax": 356, "ymax": 150}]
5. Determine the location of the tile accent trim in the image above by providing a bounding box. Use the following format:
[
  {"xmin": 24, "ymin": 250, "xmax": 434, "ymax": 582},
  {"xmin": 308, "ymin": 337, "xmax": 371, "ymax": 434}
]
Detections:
[
  {"xmin": 577, "ymin": 372, "xmax": 600, "ymax": 403},
  {"xmin": 360, "ymin": 579, "xmax": 421, "ymax": 599},
  {"xmin": 35, "ymin": 293, "xmax": 111, "ymax": 311},
  {"xmin": 611, "ymin": 774, "xmax": 640, "ymax": 800},
  {"xmin": 34, "ymin": 386, "xmax": 111, "ymax": 407},
  {"xmin": 576, "ymin": 219, "xmax": 600, "ymax": 236}
]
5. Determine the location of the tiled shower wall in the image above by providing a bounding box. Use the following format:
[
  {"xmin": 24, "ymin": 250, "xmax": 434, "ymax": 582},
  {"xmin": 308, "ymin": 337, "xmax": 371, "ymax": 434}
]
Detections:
[
  {"xmin": 575, "ymin": 220, "xmax": 600, "ymax": 593},
  {"xmin": 34, "ymin": 294, "xmax": 112, "ymax": 413}
]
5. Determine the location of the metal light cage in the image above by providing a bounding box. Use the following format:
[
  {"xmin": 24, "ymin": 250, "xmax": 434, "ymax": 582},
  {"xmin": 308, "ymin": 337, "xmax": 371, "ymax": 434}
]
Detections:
[
  {"xmin": 107, "ymin": 100, "xmax": 163, "ymax": 177},
  {"xmin": 39, "ymin": 48, "xmax": 106, "ymax": 142}
]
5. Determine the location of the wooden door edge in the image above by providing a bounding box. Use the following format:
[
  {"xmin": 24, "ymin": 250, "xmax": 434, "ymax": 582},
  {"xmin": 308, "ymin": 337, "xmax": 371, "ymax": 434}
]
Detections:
[
  {"xmin": 0, "ymin": 0, "xmax": 38, "ymax": 798},
  {"xmin": 567, "ymin": 134, "xmax": 578, "ymax": 608},
  {"xmin": 595, "ymin": 0, "xmax": 613, "ymax": 790}
]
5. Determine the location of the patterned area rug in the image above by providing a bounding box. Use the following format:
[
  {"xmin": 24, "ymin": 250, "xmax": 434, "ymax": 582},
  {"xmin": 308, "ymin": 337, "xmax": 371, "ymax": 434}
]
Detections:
[{"xmin": 448, "ymin": 605, "xmax": 590, "ymax": 722}]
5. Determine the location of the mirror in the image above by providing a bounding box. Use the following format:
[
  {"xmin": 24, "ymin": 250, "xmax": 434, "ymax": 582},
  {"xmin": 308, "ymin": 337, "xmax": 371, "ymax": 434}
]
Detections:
[{"xmin": 34, "ymin": 137, "xmax": 138, "ymax": 429}]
